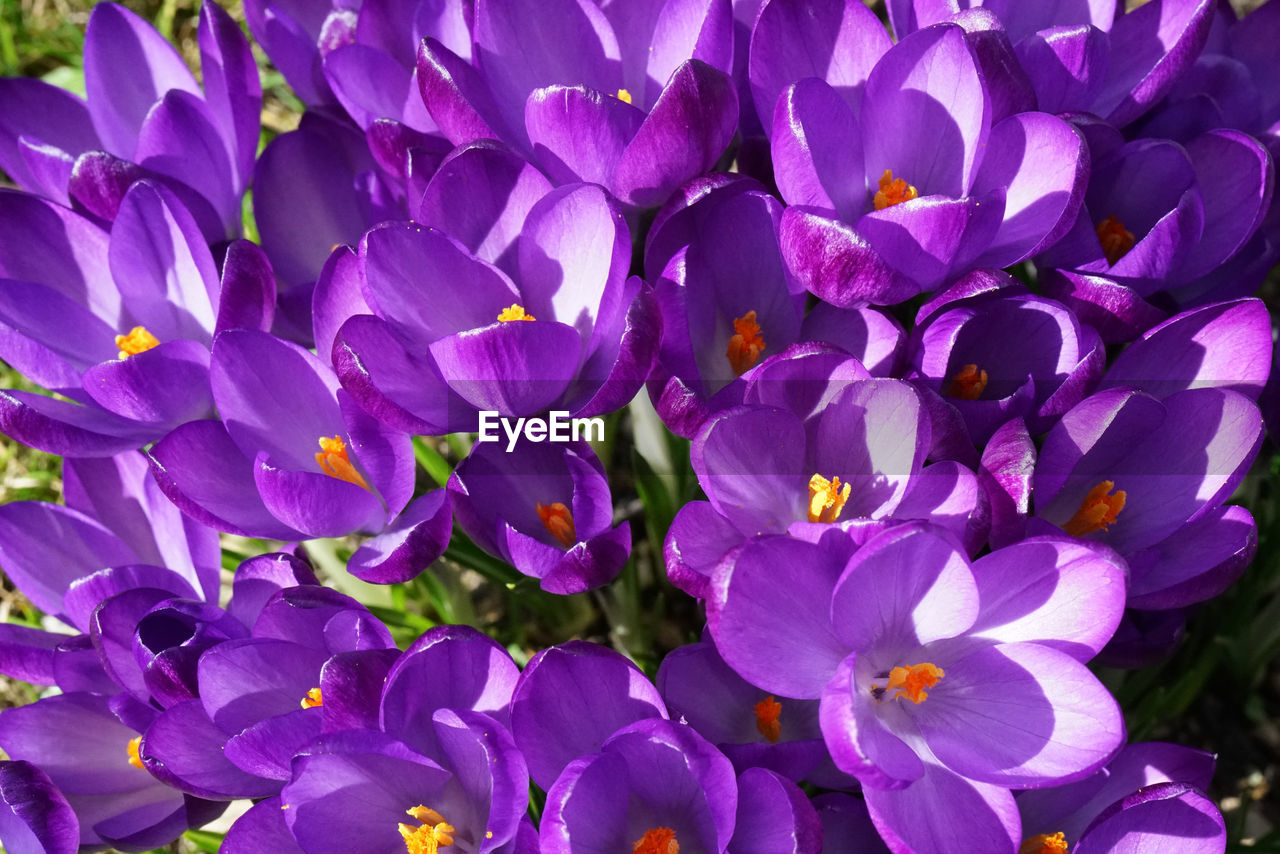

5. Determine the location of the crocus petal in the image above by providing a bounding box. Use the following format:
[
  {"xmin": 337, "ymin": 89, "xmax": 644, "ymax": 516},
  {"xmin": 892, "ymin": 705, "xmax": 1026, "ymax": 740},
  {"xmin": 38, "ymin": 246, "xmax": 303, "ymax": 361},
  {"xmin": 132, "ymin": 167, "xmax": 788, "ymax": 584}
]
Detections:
[
  {"xmin": 709, "ymin": 536, "xmax": 849, "ymax": 699},
  {"xmin": 780, "ymin": 206, "xmax": 918, "ymax": 306},
  {"xmin": 217, "ymin": 239, "xmax": 277, "ymax": 334},
  {"xmin": 0, "ymin": 278, "xmax": 118, "ymax": 374},
  {"xmin": 0, "ymin": 78, "xmax": 99, "ymax": 196},
  {"xmin": 818, "ymin": 653, "xmax": 924, "ymax": 788},
  {"xmin": 512, "ymin": 642, "xmax": 667, "ymax": 789},
  {"xmin": 863, "ymin": 760, "xmax": 1021, "ymax": 853},
  {"xmin": 0, "ymin": 625, "xmax": 65, "ymax": 685},
  {"xmin": 856, "ymin": 192, "xmax": 1006, "ymax": 291},
  {"xmin": 770, "ymin": 79, "xmax": 865, "ymax": 223},
  {"xmin": 1075, "ymin": 783, "xmax": 1226, "ymax": 854},
  {"xmin": 749, "ymin": 0, "xmax": 890, "ymax": 132},
  {"xmin": 1178, "ymin": 129, "xmax": 1274, "ymax": 281},
  {"xmin": 197, "ymin": 0, "xmax": 261, "ymax": 186},
  {"xmin": 969, "ymin": 538, "xmax": 1127, "ymax": 660},
  {"xmin": 416, "ymin": 37, "xmax": 511, "ymax": 145},
  {"xmin": 63, "ymin": 564, "xmax": 198, "ymax": 634},
  {"xmin": 613, "ymin": 60, "xmax": 739, "ymax": 209},
  {"xmin": 1016, "ymin": 24, "xmax": 1113, "ymax": 115},
  {"xmin": 729, "ymin": 767, "xmax": 823, "ymax": 854},
  {"xmin": 349, "ymin": 489, "xmax": 453, "ymax": 584},
  {"xmin": 1039, "ymin": 269, "xmax": 1167, "ymax": 346},
  {"xmin": 429, "ymin": 321, "xmax": 583, "ymax": 415},
  {"xmin": 0, "ymin": 389, "xmax": 154, "ymax": 456},
  {"xmin": 223, "ymin": 709, "xmax": 325, "ymax": 782},
  {"xmin": 526, "ymin": 85, "xmax": 644, "ymax": 188},
  {"xmin": 1125, "ymin": 504, "xmax": 1256, "ymax": 610},
  {"xmin": 0, "ymin": 760, "xmax": 79, "ymax": 854},
  {"xmin": 664, "ymin": 500, "xmax": 747, "ymax": 599},
  {"xmin": 82, "ymin": 2, "xmax": 201, "ymax": 157},
  {"xmin": 142, "ymin": 699, "xmax": 280, "ymax": 799},
  {"xmin": 692, "ymin": 406, "xmax": 806, "ymax": 533},
  {"xmin": 81, "ymin": 339, "xmax": 213, "ymax": 427},
  {"xmin": 222, "ymin": 797, "xmax": 303, "ymax": 854},
  {"xmin": 255, "ymin": 451, "xmax": 387, "ymax": 538}
]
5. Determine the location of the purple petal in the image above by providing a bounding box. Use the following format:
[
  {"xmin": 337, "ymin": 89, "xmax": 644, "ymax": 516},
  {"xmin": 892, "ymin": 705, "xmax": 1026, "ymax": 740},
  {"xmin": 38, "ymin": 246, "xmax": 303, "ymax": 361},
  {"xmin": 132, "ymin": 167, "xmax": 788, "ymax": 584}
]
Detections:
[
  {"xmin": 1016, "ymin": 24, "xmax": 1113, "ymax": 115},
  {"xmin": 863, "ymin": 760, "xmax": 1020, "ymax": 852},
  {"xmin": 0, "ymin": 389, "xmax": 155, "ymax": 456},
  {"xmin": 779, "ymin": 206, "xmax": 921, "ymax": 306},
  {"xmin": 664, "ymin": 500, "xmax": 746, "ymax": 599},
  {"xmin": 1178, "ymin": 129, "xmax": 1274, "ymax": 280},
  {"xmin": 416, "ymin": 37, "xmax": 511, "ymax": 144},
  {"xmin": 771, "ymin": 79, "xmax": 865, "ymax": 223},
  {"xmin": 818, "ymin": 652, "xmax": 924, "ymax": 788},
  {"xmin": 142, "ymin": 699, "xmax": 280, "ymax": 799},
  {"xmin": 217, "ymin": 239, "xmax": 277, "ymax": 334},
  {"xmin": 312, "ymin": 245, "xmax": 368, "ymax": 363},
  {"xmin": 318, "ymin": 648, "xmax": 400, "ymax": 733},
  {"xmin": 1126, "ymin": 504, "xmax": 1256, "ymax": 609},
  {"xmin": 0, "ymin": 78, "xmax": 99, "ymax": 196},
  {"xmin": 0, "ymin": 625, "xmax": 65, "ymax": 685},
  {"xmin": 222, "ymin": 797, "xmax": 303, "ymax": 854},
  {"xmin": 0, "ymin": 759, "xmax": 79, "ymax": 854},
  {"xmin": 349, "ymin": 489, "xmax": 453, "ymax": 584},
  {"xmin": 227, "ymin": 552, "xmax": 319, "ymax": 629},
  {"xmin": 429, "ymin": 321, "xmax": 584, "ymax": 415},
  {"xmin": 729, "ymin": 766, "xmax": 822, "ymax": 854},
  {"xmin": 749, "ymin": 0, "xmax": 890, "ymax": 132},
  {"xmin": 1039, "ymin": 269, "xmax": 1167, "ymax": 346},
  {"xmin": 83, "ymin": 2, "xmax": 201, "ymax": 157},
  {"xmin": 198, "ymin": 0, "xmax": 262, "ymax": 186},
  {"xmin": 526, "ymin": 85, "xmax": 643, "ymax": 187},
  {"xmin": 80, "ymin": 339, "xmax": 213, "ymax": 427},
  {"xmin": 856, "ymin": 192, "xmax": 1006, "ymax": 291},
  {"xmin": 1075, "ymin": 783, "xmax": 1226, "ymax": 854}
]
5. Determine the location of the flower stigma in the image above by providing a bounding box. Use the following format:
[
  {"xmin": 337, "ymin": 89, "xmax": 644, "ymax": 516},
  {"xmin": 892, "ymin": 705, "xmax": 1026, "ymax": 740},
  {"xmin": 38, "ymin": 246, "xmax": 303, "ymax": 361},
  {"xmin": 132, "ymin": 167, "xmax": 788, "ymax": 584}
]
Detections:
[
  {"xmin": 315, "ymin": 436, "xmax": 371, "ymax": 491},
  {"xmin": 1020, "ymin": 832, "xmax": 1069, "ymax": 854},
  {"xmin": 1096, "ymin": 215, "xmax": 1135, "ymax": 265},
  {"xmin": 399, "ymin": 806, "xmax": 455, "ymax": 854},
  {"xmin": 127, "ymin": 736, "xmax": 145, "ymax": 770},
  {"xmin": 633, "ymin": 827, "xmax": 679, "ymax": 854},
  {"xmin": 616, "ymin": 88, "xmax": 633, "ymax": 104},
  {"xmin": 873, "ymin": 169, "xmax": 918, "ymax": 210},
  {"xmin": 872, "ymin": 663, "xmax": 945, "ymax": 704},
  {"xmin": 754, "ymin": 695, "xmax": 782, "ymax": 743},
  {"xmin": 498, "ymin": 304, "xmax": 535, "ymax": 322},
  {"xmin": 1062, "ymin": 481, "xmax": 1126, "ymax": 537},
  {"xmin": 946, "ymin": 363, "xmax": 988, "ymax": 400},
  {"xmin": 115, "ymin": 326, "xmax": 160, "ymax": 359},
  {"xmin": 537, "ymin": 501, "xmax": 576, "ymax": 547},
  {"xmin": 300, "ymin": 687, "xmax": 323, "ymax": 709},
  {"xmin": 808, "ymin": 474, "xmax": 851, "ymax": 523},
  {"xmin": 726, "ymin": 310, "xmax": 766, "ymax": 375}
]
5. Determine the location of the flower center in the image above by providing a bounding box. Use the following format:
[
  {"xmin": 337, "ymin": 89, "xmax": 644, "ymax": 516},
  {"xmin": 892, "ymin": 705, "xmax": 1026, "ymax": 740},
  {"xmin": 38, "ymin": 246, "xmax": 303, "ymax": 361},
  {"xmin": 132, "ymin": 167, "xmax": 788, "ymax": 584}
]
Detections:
[
  {"xmin": 873, "ymin": 169, "xmax": 918, "ymax": 211},
  {"xmin": 536, "ymin": 501, "xmax": 576, "ymax": 548},
  {"xmin": 398, "ymin": 806, "xmax": 455, "ymax": 854},
  {"xmin": 726, "ymin": 310, "xmax": 766, "ymax": 376},
  {"xmin": 616, "ymin": 88, "xmax": 633, "ymax": 104},
  {"xmin": 807, "ymin": 474, "xmax": 850, "ymax": 524},
  {"xmin": 1062, "ymin": 480, "xmax": 1125, "ymax": 537},
  {"xmin": 1020, "ymin": 832, "xmax": 1069, "ymax": 854},
  {"xmin": 127, "ymin": 736, "xmax": 145, "ymax": 770},
  {"xmin": 754, "ymin": 695, "xmax": 782, "ymax": 743},
  {"xmin": 946, "ymin": 363, "xmax": 988, "ymax": 401},
  {"xmin": 1095, "ymin": 215, "xmax": 1135, "ymax": 265},
  {"xmin": 872, "ymin": 663, "xmax": 944, "ymax": 704},
  {"xmin": 315, "ymin": 435, "xmax": 370, "ymax": 491},
  {"xmin": 633, "ymin": 827, "xmax": 679, "ymax": 854},
  {"xmin": 498, "ymin": 304, "xmax": 535, "ymax": 322},
  {"xmin": 115, "ymin": 326, "xmax": 160, "ymax": 359},
  {"xmin": 300, "ymin": 687, "xmax": 323, "ymax": 709}
]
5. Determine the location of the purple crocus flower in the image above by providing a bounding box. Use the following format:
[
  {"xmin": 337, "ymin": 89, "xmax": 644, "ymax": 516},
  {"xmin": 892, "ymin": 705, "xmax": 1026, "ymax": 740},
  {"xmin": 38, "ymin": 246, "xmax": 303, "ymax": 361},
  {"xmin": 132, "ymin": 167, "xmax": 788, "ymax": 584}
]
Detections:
[
  {"xmin": 333, "ymin": 171, "xmax": 657, "ymax": 435},
  {"xmin": 665, "ymin": 353, "xmax": 986, "ymax": 598},
  {"xmin": 906, "ymin": 272, "xmax": 1104, "ymax": 445},
  {"xmin": 1029, "ymin": 386, "xmax": 1263, "ymax": 612},
  {"xmin": 148, "ymin": 329, "xmax": 452, "ymax": 582},
  {"xmin": 0, "ymin": 2, "xmax": 260, "ymax": 241},
  {"xmin": 0, "ymin": 181, "xmax": 275, "ymax": 456},
  {"xmin": 646, "ymin": 174, "xmax": 904, "ymax": 438},
  {"xmin": 767, "ymin": 16, "xmax": 1088, "ymax": 303},
  {"xmin": 710, "ymin": 524, "xmax": 1127, "ymax": 850},
  {"xmin": 449, "ymin": 440, "xmax": 631, "ymax": 593},
  {"xmin": 0, "ymin": 693, "xmax": 224, "ymax": 852},
  {"xmin": 0, "ymin": 760, "xmax": 79, "ymax": 854},
  {"xmin": 416, "ymin": 0, "xmax": 738, "ymax": 209},
  {"xmin": 1017, "ymin": 741, "xmax": 1226, "ymax": 853}
]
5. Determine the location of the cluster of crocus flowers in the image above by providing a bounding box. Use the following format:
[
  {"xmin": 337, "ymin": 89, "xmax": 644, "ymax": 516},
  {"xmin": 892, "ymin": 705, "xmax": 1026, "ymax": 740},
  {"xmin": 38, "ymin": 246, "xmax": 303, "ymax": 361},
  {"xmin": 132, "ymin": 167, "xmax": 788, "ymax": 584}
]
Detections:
[{"xmin": 0, "ymin": 0, "xmax": 1277, "ymax": 850}]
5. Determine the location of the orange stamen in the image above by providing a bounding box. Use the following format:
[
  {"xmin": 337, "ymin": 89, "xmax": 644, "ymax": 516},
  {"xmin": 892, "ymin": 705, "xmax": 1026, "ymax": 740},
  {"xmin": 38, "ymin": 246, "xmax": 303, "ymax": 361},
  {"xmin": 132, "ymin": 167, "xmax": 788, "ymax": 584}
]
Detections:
[
  {"xmin": 315, "ymin": 435, "xmax": 370, "ymax": 491},
  {"xmin": 1096, "ymin": 215, "xmax": 1135, "ymax": 266},
  {"xmin": 878, "ymin": 663, "xmax": 944, "ymax": 704},
  {"xmin": 498, "ymin": 304, "xmax": 535, "ymax": 322},
  {"xmin": 616, "ymin": 88, "xmax": 633, "ymax": 104},
  {"xmin": 398, "ymin": 806, "xmax": 455, "ymax": 854},
  {"xmin": 1062, "ymin": 481, "xmax": 1126, "ymax": 537},
  {"xmin": 300, "ymin": 687, "xmax": 323, "ymax": 709},
  {"xmin": 726, "ymin": 310, "xmax": 766, "ymax": 376},
  {"xmin": 873, "ymin": 169, "xmax": 918, "ymax": 211},
  {"xmin": 946, "ymin": 363, "xmax": 988, "ymax": 401},
  {"xmin": 128, "ymin": 736, "xmax": 145, "ymax": 770},
  {"xmin": 1020, "ymin": 832, "xmax": 1070, "ymax": 854},
  {"xmin": 536, "ymin": 502, "xmax": 576, "ymax": 548},
  {"xmin": 807, "ymin": 474, "xmax": 851, "ymax": 523},
  {"xmin": 115, "ymin": 326, "xmax": 160, "ymax": 359},
  {"xmin": 754, "ymin": 696, "xmax": 782, "ymax": 744},
  {"xmin": 633, "ymin": 827, "xmax": 679, "ymax": 854}
]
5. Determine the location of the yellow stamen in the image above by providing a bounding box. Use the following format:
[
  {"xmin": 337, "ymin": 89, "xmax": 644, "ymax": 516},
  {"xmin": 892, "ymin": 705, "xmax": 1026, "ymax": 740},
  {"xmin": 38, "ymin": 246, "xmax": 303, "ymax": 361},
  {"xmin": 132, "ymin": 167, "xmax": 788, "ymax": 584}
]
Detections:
[
  {"xmin": 1062, "ymin": 481, "xmax": 1126, "ymax": 537},
  {"xmin": 497, "ymin": 304, "xmax": 535, "ymax": 322},
  {"xmin": 877, "ymin": 663, "xmax": 944, "ymax": 704},
  {"xmin": 1096, "ymin": 215, "xmax": 1135, "ymax": 266},
  {"xmin": 300, "ymin": 687, "xmax": 323, "ymax": 709},
  {"xmin": 946, "ymin": 363, "xmax": 989, "ymax": 401},
  {"xmin": 632, "ymin": 827, "xmax": 679, "ymax": 854},
  {"xmin": 1020, "ymin": 832, "xmax": 1070, "ymax": 854},
  {"xmin": 315, "ymin": 435, "xmax": 370, "ymax": 491},
  {"xmin": 616, "ymin": 88, "xmax": 633, "ymax": 104},
  {"xmin": 398, "ymin": 806, "xmax": 455, "ymax": 854},
  {"xmin": 754, "ymin": 696, "xmax": 782, "ymax": 744},
  {"xmin": 807, "ymin": 474, "xmax": 851, "ymax": 524},
  {"xmin": 873, "ymin": 169, "xmax": 918, "ymax": 211},
  {"xmin": 128, "ymin": 736, "xmax": 145, "ymax": 770},
  {"xmin": 115, "ymin": 326, "xmax": 160, "ymax": 359},
  {"xmin": 536, "ymin": 502, "xmax": 576, "ymax": 548},
  {"xmin": 726, "ymin": 310, "xmax": 766, "ymax": 376}
]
